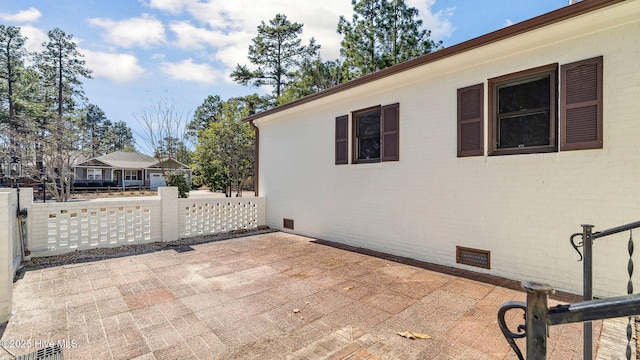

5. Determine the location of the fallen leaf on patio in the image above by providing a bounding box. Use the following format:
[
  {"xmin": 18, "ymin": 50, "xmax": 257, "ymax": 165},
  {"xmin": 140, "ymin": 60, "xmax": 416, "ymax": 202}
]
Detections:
[
  {"xmin": 293, "ymin": 308, "xmax": 300, "ymax": 313},
  {"xmin": 343, "ymin": 286, "xmax": 353, "ymax": 291},
  {"xmin": 397, "ymin": 331, "xmax": 431, "ymax": 340}
]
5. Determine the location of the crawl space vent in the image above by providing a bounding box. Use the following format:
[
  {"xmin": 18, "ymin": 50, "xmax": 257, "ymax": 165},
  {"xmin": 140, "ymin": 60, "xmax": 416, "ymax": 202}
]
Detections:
[
  {"xmin": 283, "ymin": 218, "xmax": 294, "ymax": 230},
  {"xmin": 456, "ymin": 246, "xmax": 490, "ymax": 269}
]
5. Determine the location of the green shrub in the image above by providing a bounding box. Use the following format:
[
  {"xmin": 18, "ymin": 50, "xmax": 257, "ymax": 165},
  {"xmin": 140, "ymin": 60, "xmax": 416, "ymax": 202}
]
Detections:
[{"xmin": 165, "ymin": 172, "xmax": 190, "ymax": 198}]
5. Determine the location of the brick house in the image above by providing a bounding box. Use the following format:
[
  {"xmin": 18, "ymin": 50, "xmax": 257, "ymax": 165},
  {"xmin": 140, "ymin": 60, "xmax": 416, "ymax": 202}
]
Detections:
[{"xmin": 243, "ymin": 0, "xmax": 640, "ymax": 297}]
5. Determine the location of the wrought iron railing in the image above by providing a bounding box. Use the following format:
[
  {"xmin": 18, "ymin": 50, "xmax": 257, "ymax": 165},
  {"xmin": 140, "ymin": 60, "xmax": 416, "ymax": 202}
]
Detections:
[
  {"xmin": 498, "ymin": 281, "xmax": 640, "ymax": 360},
  {"xmin": 571, "ymin": 222, "xmax": 639, "ymax": 359},
  {"xmin": 498, "ymin": 220, "xmax": 640, "ymax": 359}
]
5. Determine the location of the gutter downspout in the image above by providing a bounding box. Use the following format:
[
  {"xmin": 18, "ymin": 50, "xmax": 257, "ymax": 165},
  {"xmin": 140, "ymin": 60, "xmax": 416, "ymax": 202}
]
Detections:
[{"xmin": 249, "ymin": 120, "xmax": 259, "ymax": 197}]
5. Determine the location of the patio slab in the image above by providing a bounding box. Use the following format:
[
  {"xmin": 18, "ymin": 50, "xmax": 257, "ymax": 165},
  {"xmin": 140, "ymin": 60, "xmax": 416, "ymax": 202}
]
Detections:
[{"xmin": 0, "ymin": 232, "xmax": 609, "ymax": 359}]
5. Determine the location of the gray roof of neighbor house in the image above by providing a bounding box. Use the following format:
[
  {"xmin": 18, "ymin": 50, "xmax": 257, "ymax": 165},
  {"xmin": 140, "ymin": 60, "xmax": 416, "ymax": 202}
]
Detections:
[
  {"xmin": 76, "ymin": 151, "xmax": 158, "ymax": 169},
  {"xmin": 242, "ymin": 0, "xmax": 624, "ymax": 124}
]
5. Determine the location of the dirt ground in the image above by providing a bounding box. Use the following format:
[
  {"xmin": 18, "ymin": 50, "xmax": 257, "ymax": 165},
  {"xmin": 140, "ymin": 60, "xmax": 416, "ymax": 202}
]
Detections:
[{"xmin": 69, "ymin": 189, "xmax": 158, "ymax": 200}]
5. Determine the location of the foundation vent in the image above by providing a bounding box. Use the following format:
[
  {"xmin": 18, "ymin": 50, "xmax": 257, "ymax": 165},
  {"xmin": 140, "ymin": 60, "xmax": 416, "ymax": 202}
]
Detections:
[
  {"xmin": 456, "ymin": 246, "xmax": 490, "ymax": 269},
  {"xmin": 15, "ymin": 345, "xmax": 63, "ymax": 360},
  {"xmin": 283, "ymin": 218, "xmax": 294, "ymax": 230}
]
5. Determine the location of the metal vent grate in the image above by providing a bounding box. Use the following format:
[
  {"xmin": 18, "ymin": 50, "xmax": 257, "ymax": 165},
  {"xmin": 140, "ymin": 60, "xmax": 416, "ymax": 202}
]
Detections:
[
  {"xmin": 16, "ymin": 345, "xmax": 64, "ymax": 360},
  {"xmin": 456, "ymin": 246, "xmax": 491, "ymax": 269},
  {"xmin": 283, "ymin": 218, "xmax": 294, "ymax": 230}
]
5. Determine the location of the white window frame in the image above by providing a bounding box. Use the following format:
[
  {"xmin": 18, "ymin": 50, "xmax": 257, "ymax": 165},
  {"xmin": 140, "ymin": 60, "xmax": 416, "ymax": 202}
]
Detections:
[
  {"xmin": 124, "ymin": 170, "xmax": 137, "ymax": 180},
  {"xmin": 87, "ymin": 168, "xmax": 102, "ymax": 180}
]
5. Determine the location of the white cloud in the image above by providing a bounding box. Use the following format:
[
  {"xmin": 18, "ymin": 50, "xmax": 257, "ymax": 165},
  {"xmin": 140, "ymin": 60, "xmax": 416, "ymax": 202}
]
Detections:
[
  {"xmin": 407, "ymin": 0, "xmax": 454, "ymax": 41},
  {"xmin": 83, "ymin": 49, "xmax": 146, "ymax": 84},
  {"xmin": 19, "ymin": 26, "xmax": 48, "ymax": 52},
  {"xmin": 503, "ymin": 19, "xmax": 515, "ymax": 27},
  {"xmin": 146, "ymin": 0, "xmax": 193, "ymax": 14},
  {"xmin": 88, "ymin": 14, "xmax": 166, "ymax": 48},
  {"xmin": 160, "ymin": 58, "xmax": 221, "ymax": 84},
  {"xmin": 0, "ymin": 7, "xmax": 42, "ymax": 23},
  {"xmin": 164, "ymin": 0, "xmax": 453, "ymax": 72},
  {"xmin": 170, "ymin": 21, "xmax": 231, "ymax": 49}
]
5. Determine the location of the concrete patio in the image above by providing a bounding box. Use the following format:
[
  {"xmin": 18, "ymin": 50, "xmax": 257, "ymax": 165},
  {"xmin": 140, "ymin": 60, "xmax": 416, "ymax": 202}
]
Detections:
[{"xmin": 0, "ymin": 232, "xmax": 609, "ymax": 359}]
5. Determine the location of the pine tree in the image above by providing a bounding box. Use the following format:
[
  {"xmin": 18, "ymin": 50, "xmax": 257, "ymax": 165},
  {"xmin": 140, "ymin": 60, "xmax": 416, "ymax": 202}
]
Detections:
[
  {"xmin": 32, "ymin": 28, "xmax": 92, "ymax": 201},
  {"xmin": 338, "ymin": 0, "xmax": 442, "ymax": 79},
  {"xmin": 187, "ymin": 95, "xmax": 223, "ymax": 140},
  {"xmin": 35, "ymin": 28, "xmax": 92, "ymax": 119},
  {"xmin": 231, "ymin": 14, "xmax": 320, "ymax": 101},
  {"xmin": 0, "ymin": 25, "xmax": 28, "ymax": 138},
  {"xmin": 80, "ymin": 104, "xmax": 110, "ymax": 157},
  {"xmin": 103, "ymin": 121, "xmax": 135, "ymax": 153},
  {"xmin": 278, "ymin": 59, "xmax": 346, "ymax": 104}
]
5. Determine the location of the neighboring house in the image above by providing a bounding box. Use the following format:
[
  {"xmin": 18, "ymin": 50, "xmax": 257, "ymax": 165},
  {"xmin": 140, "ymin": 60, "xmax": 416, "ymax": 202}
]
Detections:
[
  {"xmin": 73, "ymin": 151, "xmax": 191, "ymax": 189},
  {"xmin": 244, "ymin": 0, "xmax": 640, "ymax": 297}
]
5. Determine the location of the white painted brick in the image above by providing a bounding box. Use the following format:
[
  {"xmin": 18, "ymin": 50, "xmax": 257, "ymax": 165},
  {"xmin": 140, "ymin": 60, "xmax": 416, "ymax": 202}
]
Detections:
[{"xmin": 255, "ymin": 3, "xmax": 640, "ymax": 298}]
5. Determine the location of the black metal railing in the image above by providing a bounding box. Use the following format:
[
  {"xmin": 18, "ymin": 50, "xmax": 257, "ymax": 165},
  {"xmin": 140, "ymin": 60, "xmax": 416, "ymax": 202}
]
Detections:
[
  {"xmin": 571, "ymin": 221, "xmax": 639, "ymax": 359},
  {"xmin": 498, "ymin": 281, "xmax": 640, "ymax": 360},
  {"xmin": 498, "ymin": 220, "xmax": 640, "ymax": 359}
]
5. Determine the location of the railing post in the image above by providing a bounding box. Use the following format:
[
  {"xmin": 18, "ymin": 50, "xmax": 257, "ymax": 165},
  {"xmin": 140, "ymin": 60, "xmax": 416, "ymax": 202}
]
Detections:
[
  {"xmin": 582, "ymin": 224, "xmax": 594, "ymax": 359},
  {"xmin": 523, "ymin": 281, "xmax": 554, "ymax": 360}
]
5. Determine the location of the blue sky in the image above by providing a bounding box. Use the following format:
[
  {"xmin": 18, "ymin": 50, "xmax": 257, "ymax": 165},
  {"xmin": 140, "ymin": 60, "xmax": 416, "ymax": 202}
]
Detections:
[{"xmin": 1, "ymin": 0, "xmax": 569, "ymax": 150}]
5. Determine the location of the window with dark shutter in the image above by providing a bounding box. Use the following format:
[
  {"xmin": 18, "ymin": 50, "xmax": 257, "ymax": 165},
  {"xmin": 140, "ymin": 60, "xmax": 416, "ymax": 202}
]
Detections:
[
  {"xmin": 352, "ymin": 103, "xmax": 400, "ymax": 164},
  {"xmin": 457, "ymin": 84, "xmax": 484, "ymax": 157},
  {"xmin": 488, "ymin": 64, "xmax": 557, "ymax": 156},
  {"xmin": 560, "ymin": 56, "xmax": 603, "ymax": 151},
  {"xmin": 381, "ymin": 103, "xmax": 399, "ymax": 162},
  {"xmin": 335, "ymin": 115, "xmax": 349, "ymax": 164}
]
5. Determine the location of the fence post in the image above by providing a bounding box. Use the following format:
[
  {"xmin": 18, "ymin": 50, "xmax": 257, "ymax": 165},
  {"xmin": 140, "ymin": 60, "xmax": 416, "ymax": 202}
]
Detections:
[
  {"xmin": 582, "ymin": 224, "xmax": 594, "ymax": 359},
  {"xmin": 159, "ymin": 187, "xmax": 179, "ymax": 242},
  {"xmin": 523, "ymin": 281, "xmax": 554, "ymax": 360},
  {"xmin": 19, "ymin": 188, "xmax": 33, "ymax": 256},
  {"xmin": 0, "ymin": 189, "xmax": 16, "ymax": 323}
]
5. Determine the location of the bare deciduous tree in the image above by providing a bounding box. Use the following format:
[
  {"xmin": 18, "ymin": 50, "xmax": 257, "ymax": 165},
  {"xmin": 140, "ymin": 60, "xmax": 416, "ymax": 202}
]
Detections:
[{"xmin": 134, "ymin": 98, "xmax": 192, "ymax": 197}]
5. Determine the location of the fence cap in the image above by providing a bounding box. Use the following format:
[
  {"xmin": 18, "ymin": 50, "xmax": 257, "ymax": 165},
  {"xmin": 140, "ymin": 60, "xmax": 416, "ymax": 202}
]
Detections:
[{"xmin": 522, "ymin": 281, "xmax": 555, "ymax": 294}]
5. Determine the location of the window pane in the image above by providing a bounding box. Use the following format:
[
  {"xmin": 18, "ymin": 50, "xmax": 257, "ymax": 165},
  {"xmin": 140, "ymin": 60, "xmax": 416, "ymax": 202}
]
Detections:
[
  {"xmin": 357, "ymin": 112, "xmax": 381, "ymax": 137},
  {"xmin": 358, "ymin": 136, "xmax": 380, "ymax": 159},
  {"xmin": 498, "ymin": 112, "xmax": 550, "ymax": 148},
  {"xmin": 354, "ymin": 109, "xmax": 381, "ymax": 161},
  {"xmin": 498, "ymin": 76, "xmax": 550, "ymax": 113}
]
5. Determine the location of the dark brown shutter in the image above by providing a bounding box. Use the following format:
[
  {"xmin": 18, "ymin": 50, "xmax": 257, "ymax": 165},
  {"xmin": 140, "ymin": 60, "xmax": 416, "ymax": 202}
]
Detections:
[
  {"xmin": 561, "ymin": 56, "xmax": 603, "ymax": 151},
  {"xmin": 137, "ymin": 170, "xmax": 142, "ymax": 180},
  {"xmin": 457, "ymin": 84, "xmax": 484, "ymax": 157},
  {"xmin": 335, "ymin": 115, "xmax": 348, "ymax": 165},
  {"xmin": 381, "ymin": 103, "xmax": 399, "ymax": 162}
]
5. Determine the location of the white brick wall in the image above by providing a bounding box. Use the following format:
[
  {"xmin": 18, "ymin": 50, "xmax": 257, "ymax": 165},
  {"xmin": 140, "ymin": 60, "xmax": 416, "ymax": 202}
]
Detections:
[
  {"xmin": 0, "ymin": 190, "xmax": 17, "ymax": 323},
  {"xmin": 254, "ymin": 1, "xmax": 640, "ymax": 297},
  {"xmin": 21, "ymin": 188, "xmax": 265, "ymax": 257},
  {"xmin": 179, "ymin": 197, "xmax": 265, "ymax": 237},
  {"xmin": 28, "ymin": 192, "xmax": 163, "ymax": 256}
]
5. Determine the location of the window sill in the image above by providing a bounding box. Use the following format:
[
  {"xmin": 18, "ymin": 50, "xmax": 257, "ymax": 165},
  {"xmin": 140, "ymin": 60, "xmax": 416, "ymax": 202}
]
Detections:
[
  {"xmin": 488, "ymin": 146, "xmax": 557, "ymax": 157},
  {"xmin": 352, "ymin": 158, "xmax": 381, "ymax": 164}
]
